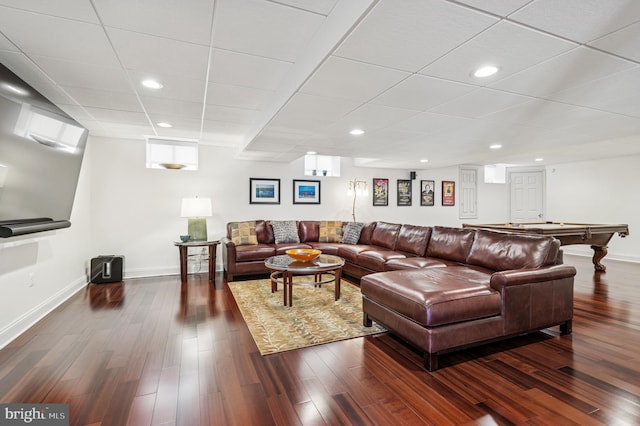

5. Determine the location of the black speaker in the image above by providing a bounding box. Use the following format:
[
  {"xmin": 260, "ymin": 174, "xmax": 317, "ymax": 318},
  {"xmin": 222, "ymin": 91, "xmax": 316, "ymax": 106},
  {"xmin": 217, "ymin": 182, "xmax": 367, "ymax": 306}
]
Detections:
[
  {"xmin": 410, "ymin": 171, "xmax": 416, "ymax": 180},
  {"xmin": 91, "ymin": 255, "xmax": 124, "ymax": 284}
]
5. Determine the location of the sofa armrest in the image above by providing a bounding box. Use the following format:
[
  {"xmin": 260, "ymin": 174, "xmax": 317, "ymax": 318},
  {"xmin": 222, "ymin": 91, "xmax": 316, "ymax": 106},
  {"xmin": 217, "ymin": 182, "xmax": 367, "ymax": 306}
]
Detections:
[
  {"xmin": 221, "ymin": 237, "xmax": 236, "ymax": 277},
  {"xmin": 490, "ymin": 265, "xmax": 577, "ymax": 290}
]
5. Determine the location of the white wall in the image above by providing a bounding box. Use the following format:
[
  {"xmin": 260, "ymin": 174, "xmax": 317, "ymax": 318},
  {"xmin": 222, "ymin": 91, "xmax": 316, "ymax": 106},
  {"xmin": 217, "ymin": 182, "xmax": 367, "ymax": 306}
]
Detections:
[
  {"xmin": 0, "ymin": 141, "xmax": 92, "ymax": 348},
  {"xmin": 546, "ymin": 155, "xmax": 639, "ymax": 262}
]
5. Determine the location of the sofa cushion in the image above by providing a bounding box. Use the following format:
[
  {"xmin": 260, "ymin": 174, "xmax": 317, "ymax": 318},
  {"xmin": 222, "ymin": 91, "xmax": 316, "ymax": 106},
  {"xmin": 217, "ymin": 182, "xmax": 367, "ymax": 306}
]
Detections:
[
  {"xmin": 370, "ymin": 221, "xmax": 401, "ymax": 249},
  {"xmin": 342, "ymin": 222, "xmax": 364, "ymax": 244},
  {"xmin": 395, "ymin": 224, "xmax": 431, "ymax": 256},
  {"xmin": 426, "ymin": 226, "xmax": 476, "ymax": 263},
  {"xmin": 271, "ymin": 220, "xmax": 300, "ymax": 244},
  {"xmin": 337, "ymin": 244, "xmax": 378, "ymax": 263},
  {"xmin": 385, "ymin": 257, "xmax": 452, "ymax": 270},
  {"xmin": 359, "ymin": 222, "xmax": 376, "ymax": 244},
  {"xmin": 358, "ymin": 250, "xmax": 407, "ymax": 272},
  {"xmin": 229, "ymin": 221, "xmax": 258, "ymax": 246},
  {"xmin": 298, "ymin": 221, "xmax": 319, "ymax": 242},
  {"xmin": 235, "ymin": 244, "xmax": 275, "ymax": 262},
  {"xmin": 256, "ymin": 220, "xmax": 274, "ymax": 244},
  {"xmin": 466, "ymin": 230, "xmax": 558, "ymax": 271},
  {"xmin": 319, "ymin": 220, "xmax": 343, "ymax": 243},
  {"xmin": 361, "ymin": 269, "xmax": 500, "ymax": 327}
]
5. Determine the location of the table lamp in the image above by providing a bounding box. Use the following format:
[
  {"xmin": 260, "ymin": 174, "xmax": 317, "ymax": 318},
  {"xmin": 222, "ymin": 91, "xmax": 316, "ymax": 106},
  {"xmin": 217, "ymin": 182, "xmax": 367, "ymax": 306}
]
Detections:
[{"xmin": 181, "ymin": 197, "xmax": 212, "ymax": 241}]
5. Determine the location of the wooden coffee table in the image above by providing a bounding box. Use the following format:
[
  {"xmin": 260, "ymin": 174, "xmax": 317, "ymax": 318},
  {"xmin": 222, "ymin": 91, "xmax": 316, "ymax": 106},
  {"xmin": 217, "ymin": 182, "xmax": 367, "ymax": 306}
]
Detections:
[{"xmin": 265, "ymin": 254, "xmax": 345, "ymax": 307}]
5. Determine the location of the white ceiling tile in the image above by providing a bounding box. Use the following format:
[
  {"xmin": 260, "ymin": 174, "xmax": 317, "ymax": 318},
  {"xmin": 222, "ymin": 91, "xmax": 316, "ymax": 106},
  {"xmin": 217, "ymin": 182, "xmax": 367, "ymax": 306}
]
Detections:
[
  {"xmin": 371, "ymin": 75, "xmax": 476, "ymax": 111},
  {"xmin": 212, "ymin": 0, "xmax": 325, "ymax": 62},
  {"xmin": 301, "ymin": 56, "xmax": 410, "ymax": 103},
  {"xmin": 0, "ymin": 7, "xmax": 120, "ymax": 68},
  {"xmin": 126, "ymin": 70, "xmax": 207, "ymax": 103},
  {"xmin": 429, "ymin": 88, "xmax": 531, "ymax": 119},
  {"xmin": 29, "ymin": 55, "xmax": 131, "ymax": 92},
  {"xmin": 273, "ymin": 0, "xmax": 339, "ymax": 15},
  {"xmin": 268, "ymin": 93, "xmax": 361, "ymax": 133},
  {"xmin": 454, "ymin": 0, "xmax": 531, "ymax": 17},
  {"xmin": 84, "ymin": 107, "xmax": 149, "ymax": 126},
  {"xmin": 206, "ymin": 82, "xmax": 273, "ymax": 110},
  {"xmin": 107, "ymin": 28, "xmax": 210, "ymax": 80},
  {"xmin": 325, "ymin": 103, "xmax": 421, "ymax": 137},
  {"xmin": 420, "ymin": 21, "xmax": 577, "ymax": 84},
  {"xmin": 203, "ymin": 104, "xmax": 258, "ymax": 125},
  {"xmin": 334, "ymin": 0, "xmax": 498, "ymax": 72},
  {"xmin": 0, "ymin": 32, "xmax": 17, "ymax": 51},
  {"xmin": 490, "ymin": 47, "xmax": 636, "ymax": 98},
  {"xmin": 510, "ymin": 0, "xmax": 640, "ymax": 43},
  {"xmin": 208, "ymin": 49, "xmax": 292, "ymax": 90},
  {"xmin": 94, "ymin": 0, "xmax": 214, "ymax": 45},
  {"xmin": 0, "ymin": 1, "xmax": 99, "ymax": 23},
  {"xmin": 140, "ymin": 96, "xmax": 202, "ymax": 118},
  {"xmin": 61, "ymin": 86, "xmax": 141, "ymax": 111},
  {"xmin": 394, "ymin": 111, "xmax": 475, "ymax": 135},
  {"xmin": 589, "ymin": 22, "xmax": 640, "ymax": 62}
]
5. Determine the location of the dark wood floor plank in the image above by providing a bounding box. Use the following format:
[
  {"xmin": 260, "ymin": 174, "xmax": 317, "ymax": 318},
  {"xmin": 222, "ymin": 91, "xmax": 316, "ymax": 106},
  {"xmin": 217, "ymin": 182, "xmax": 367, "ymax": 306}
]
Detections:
[{"xmin": 0, "ymin": 255, "xmax": 638, "ymax": 424}]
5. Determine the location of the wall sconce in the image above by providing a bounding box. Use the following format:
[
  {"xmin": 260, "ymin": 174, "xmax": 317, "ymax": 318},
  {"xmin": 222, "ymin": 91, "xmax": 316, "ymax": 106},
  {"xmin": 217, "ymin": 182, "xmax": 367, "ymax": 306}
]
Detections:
[
  {"xmin": 181, "ymin": 197, "xmax": 212, "ymax": 241},
  {"xmin": 348, "ymin": 179, "xmax": 367, "ymax": 222}
]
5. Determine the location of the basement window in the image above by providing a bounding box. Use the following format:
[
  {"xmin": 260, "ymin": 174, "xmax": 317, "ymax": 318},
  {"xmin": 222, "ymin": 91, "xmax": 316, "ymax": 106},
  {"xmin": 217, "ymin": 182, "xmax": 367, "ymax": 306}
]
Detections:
[
  {"xmin": 304, "ymin": 154, "xmax": 340, "ymax": 177},
  {"xmin": 146, "ymin": 138, "xmax": 198, "ymax": 170}
]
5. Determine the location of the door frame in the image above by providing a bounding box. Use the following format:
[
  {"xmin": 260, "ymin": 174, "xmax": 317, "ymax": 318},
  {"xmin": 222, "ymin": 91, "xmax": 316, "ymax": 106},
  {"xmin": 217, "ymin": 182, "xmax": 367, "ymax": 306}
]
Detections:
[{"xmin": 506, "ymin": 167, "xmax": 546, "ymax": 223}]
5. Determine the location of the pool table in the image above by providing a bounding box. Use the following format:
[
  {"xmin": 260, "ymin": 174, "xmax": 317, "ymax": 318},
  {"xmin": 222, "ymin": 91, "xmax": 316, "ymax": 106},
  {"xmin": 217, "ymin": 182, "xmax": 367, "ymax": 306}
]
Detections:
[{"xmin": 462, "ymin": 222, "xmax": 629, "ymax": 272}]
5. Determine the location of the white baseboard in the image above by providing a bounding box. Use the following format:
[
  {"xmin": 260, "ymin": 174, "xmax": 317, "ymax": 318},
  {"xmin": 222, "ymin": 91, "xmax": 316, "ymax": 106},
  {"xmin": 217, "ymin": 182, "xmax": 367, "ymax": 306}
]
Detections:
[{"xmin": 0, "ymin": 275, "xmax": 87, "ymax": 350}]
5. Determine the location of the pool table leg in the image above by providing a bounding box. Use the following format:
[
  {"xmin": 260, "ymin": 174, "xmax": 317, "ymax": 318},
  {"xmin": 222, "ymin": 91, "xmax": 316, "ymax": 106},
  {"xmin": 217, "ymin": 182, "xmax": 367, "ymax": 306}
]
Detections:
[{"xmin": 591, "ymin": 245, "xmax": 608, "ymax": 272}]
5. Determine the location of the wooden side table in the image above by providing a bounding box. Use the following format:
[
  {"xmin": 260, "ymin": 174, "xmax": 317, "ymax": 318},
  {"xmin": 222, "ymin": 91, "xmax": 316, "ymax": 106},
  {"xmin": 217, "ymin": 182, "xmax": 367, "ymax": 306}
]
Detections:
[{"xmin": 174, "ymin": 240, "xmax": 220, "ymax": 284}]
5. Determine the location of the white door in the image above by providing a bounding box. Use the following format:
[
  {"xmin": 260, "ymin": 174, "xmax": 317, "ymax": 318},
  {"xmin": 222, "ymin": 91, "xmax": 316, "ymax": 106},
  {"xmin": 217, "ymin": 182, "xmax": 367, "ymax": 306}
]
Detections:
[
  {"xmin": 508, "ymin": 168, "xmax": 545, "ymax": 223},
  {"xmin": 459, "ymin": 167, "xmax": 478, "ymax": 219}
]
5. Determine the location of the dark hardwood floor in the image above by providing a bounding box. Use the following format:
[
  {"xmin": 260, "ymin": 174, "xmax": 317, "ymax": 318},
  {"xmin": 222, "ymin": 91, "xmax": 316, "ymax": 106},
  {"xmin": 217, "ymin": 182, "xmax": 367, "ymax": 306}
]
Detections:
[{"xmin": 1, "ymin": 254, "xmax": 639, "ymax": 425}]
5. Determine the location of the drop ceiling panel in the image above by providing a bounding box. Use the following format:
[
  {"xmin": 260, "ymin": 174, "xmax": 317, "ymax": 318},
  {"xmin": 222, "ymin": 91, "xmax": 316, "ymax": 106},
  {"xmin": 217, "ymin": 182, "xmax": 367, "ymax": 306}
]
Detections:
[
  {"xmin": 211, "ymin": 0, "xmax": 326, "ymax": 62},
  {"xmin": 0, "ymin": 8, "xmax": 119, "ymax": 68},
  {"xmin": 371, "ymin": 75, "xmax": 476, "ymax": 111},
  {"xmin": 140, "ymin": 96, "xmax": 202, "ymax": 118},
  {"xmin": 107, "ymin": 28, "xmax": 210, "ymax": 80},
  {"xmin": 394, "ymin": 111, "xmax": 476, "ymax": 135},
  {"xmin": 490, "ymin": 47, "xmax": 636, "ymax": 98},
  {"xmin": 127, "ymin": 70, "xmax": 207, "ymax": 103},
  {"xmin": 510, "ymin": 0, "xmax": 640, "ymax": 43},
  {"xmin": 0, "ymin": 1, "xmax": 99, "ymax": 22},
  {"xmin": 0, "ymin": 33, "xmax": 17, "ymax": 51},
  {"xmin": 94, "ymin": 0, "xmax": 215, "ymax": 45},
  {"xmin": 83, "ymin": 107, "xmax": 149, "ymax": 126},
  {"xmin": 419, "ymin": 21, "xmax": 577, "ymax": 84},
  {"xmin": 61, "ymin": 86, "xmax": 141, "ymax": 111},
  {"xmin": 301, "ymin": 56, "xmax": 410, "ymax": 103},
  {"xmin": 275, "ymin": 0, "xmax": 339, "ymax": 15},
  {"xmin": 203, "ymin": 104, "xmax": 259, "ymax": 125},
  {"xmin": 28, "ymin": 56, "xmax": 131, "ymax": 92},
  {"xmin": 268, "ymin": 93, "xmax": 361, "ymax": 132},
  {"xmin": 454, "ymin": 0, "xmax": 531, "ymax": 17},
  {"xmin": 206, "ymin": 83, "xmax": 273, "ymax": 110},
  {"xmin": 324, "ymin": 103, "xmax": 421, "ymax": 137},
  {"xmin": 430, "ymin": 88, "xmax": 531, "ymax": 119},
  {"xmin": 334, "ymin": 0, "xmax": 498, "ymax": 72},
  {"xmin": 208, "ymin": 49, "xmax": 292, "ymax": 90},
  {"xmin": 589, "ymin": 22, "xmax": 640, "ymax": 62}
]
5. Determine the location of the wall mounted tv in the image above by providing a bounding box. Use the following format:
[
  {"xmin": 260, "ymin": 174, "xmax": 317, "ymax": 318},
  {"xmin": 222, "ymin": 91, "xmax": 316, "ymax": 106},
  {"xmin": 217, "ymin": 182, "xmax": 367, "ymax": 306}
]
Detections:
[{"xmin": 0, "ymin": 62, "xmax": 88, "ymax": 238}]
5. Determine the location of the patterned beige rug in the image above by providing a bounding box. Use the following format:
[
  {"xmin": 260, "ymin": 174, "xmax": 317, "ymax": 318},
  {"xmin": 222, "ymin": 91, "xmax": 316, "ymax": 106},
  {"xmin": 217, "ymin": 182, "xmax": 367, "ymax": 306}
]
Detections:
[{"xmin": 228, "ymin": 277, "xmax": 386, "ymax": 355}]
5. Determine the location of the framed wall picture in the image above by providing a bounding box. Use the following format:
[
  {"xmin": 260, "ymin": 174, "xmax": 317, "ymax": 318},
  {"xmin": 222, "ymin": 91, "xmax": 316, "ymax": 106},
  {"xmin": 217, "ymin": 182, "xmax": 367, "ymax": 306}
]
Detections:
[
  {"xmin": 293, "ymin": 179, "xmax": 320, "ymax": 204},
  {"xmin": 442, "ymin": 180, "xmax": 455, "ymax": 206},
  {"xmin": 397, "ymin": 179, "xmax": 412, "ymax": 206},
  {"xmin": 420, "ymin": 180, "xmax": 435, "ymax": 206},
  {"xmin": 372, "ymin": 178, "xmax": 389, "ymax": 206},
  {"xmin": 249, "ymin": 178, "xmax": 280, "ymax": 204}
]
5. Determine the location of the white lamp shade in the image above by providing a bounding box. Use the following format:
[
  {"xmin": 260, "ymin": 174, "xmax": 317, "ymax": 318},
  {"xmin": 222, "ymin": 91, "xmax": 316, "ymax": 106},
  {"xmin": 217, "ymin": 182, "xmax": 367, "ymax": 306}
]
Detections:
[{"xmin": 181, "ymin": 197, "xmax": 212, "ymax": 217}]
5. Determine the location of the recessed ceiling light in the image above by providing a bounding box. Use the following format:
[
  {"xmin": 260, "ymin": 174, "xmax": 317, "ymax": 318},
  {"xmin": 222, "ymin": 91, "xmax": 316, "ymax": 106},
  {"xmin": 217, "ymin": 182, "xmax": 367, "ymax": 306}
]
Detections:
[
  {"xmin": 306, "ymin": 151, "xmax": 317, "ymax": 155},
  {"xmin": 535, "ymin": 157, "xmax": 544, "ymax": 162},
  {"xmin": 490, "ymin": 144, "xmax": 502, "ymax": 149},
  {"xmin": 349, "ymin": 129, "xmax": 365, "ymax": 135},
  {"xmin": 142, "ymin": 79, "xmax": 163, "ymax": 89},
  {"xmin": 473, "ymin": 65, "xmax": 499, "ymax": 78},
  {"xmin": 157, "ymin": 122, "xmax": 172, "ymax": 128},
  {"xmin": 419, "ymin": 159, "xmax": 429, "ymax": 163}
]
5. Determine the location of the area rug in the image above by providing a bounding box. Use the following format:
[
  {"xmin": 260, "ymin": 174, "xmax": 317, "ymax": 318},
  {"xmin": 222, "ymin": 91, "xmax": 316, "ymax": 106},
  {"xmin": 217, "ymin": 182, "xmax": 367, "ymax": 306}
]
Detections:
[{"xmin": 228, "ymin": 277, "xmax": 386, "ymax": 355}]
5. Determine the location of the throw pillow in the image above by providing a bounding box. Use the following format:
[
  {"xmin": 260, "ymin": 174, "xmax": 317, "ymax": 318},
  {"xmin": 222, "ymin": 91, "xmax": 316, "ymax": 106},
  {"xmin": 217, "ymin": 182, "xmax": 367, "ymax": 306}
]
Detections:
[
  {"xmin": 271, "ymin": 220, "xmax": 300, "ymax": 244},
  {"xmin": 342, "ymin": 222, "xmax": 364, "ymax": 245},
  {"xmin": 230, "ymin": 221, "xmax": 258, "ymax": 245},
  {"xmin": 319, "ymin": 221, "xmax": 343, "ymax": 243}
]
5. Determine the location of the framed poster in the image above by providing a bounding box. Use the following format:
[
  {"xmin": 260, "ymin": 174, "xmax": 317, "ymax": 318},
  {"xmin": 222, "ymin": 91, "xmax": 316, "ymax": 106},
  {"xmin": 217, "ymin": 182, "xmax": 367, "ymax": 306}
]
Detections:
[
  {"xmin": 420, "ymin": 180, "xmax": 435, "ymax": 206},
  {"xmin": 249, "ymin": 178, "xmax": 280, "ymax": 204},
  {"xmin": 372, "ymin": 178, "xmax": 389, "ymax": 206},
  {"xmin": 293, "ymin": 179, "xmax": 320, "ymax": 204},
  {"xmin": 442, "ymin": 180, "xmax": 455, "ymax": 206},
  {"xmin": 397, "ymin": 179, "xmax": 412, "ymax": 206}
]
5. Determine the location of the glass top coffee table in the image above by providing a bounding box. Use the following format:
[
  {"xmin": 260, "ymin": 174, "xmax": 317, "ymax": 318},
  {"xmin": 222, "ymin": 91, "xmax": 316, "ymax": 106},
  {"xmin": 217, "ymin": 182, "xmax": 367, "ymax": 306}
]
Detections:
[{"xmin": 265, "ymin": 254, "xmax": 345, "ymax": 307}]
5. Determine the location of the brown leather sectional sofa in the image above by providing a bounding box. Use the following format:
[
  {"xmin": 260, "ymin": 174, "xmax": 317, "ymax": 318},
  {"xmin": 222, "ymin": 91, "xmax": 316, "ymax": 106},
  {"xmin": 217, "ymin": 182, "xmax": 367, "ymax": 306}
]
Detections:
[{"xmin": 222, "ymin": 220, "xmax": 576, "ymax": 370}]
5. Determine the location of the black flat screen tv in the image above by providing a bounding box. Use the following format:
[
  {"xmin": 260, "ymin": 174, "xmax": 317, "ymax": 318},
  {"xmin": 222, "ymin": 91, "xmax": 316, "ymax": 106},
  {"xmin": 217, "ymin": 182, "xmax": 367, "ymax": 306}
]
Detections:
[{"xmin": 0, "ymin": 62, "xmax": 88, "ymax": 237}]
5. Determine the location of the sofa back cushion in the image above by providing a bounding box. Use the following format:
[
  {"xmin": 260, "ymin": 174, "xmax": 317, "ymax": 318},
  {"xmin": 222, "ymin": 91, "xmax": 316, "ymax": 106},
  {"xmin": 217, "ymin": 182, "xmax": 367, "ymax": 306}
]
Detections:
[
  {"xmin": 270, "ymin": 220, "xmax": 300, "ymax": 244},
  {"xmin": 370, "ymin": 221, "xmax": 401, "ymax": 250},
  {"xmin": 342, "ymin": 222, "xmax": 365, "ymax": 244},
  {"xmin": 426, "ymin": 226, "xmax": 475, "ymax": 263},
  {"xmin": 359, "ymin": 222, "xmax": 376, "ymax": 244},
  {"xmin": 319, "ymin": 221, "xmax": 343, "ymax": 242},
  {"xmin": 256, "ymin": 220, "xmax": 274, "ymax": 244},
  {"xmin": 395, "ymin": 224, "xmax": 431, "ymax": 256},
  {"xmin": 466, "ymin": 229, "xmax": 560, "ymax": 271},
  {"xmin": 298, "ymin": 221, "xmax": 319, "ymax": 242}
]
